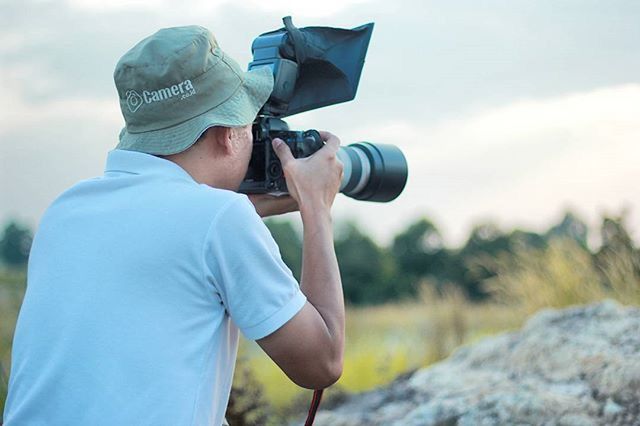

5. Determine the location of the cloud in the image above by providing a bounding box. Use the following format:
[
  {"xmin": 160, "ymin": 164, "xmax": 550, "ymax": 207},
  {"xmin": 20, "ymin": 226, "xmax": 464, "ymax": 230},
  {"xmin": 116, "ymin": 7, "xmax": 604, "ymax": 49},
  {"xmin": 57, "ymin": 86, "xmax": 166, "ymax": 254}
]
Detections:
[
  {"xmin": 65, "ymin": 0, "xmax": 372, "ymax": 17},
  {"xmin": 65, "ymin": 0, "xmax": 173, "ymax": 12},
  {"xmin": 0, "ymin": 65, "xmax": 123, "ymax": 228},
  {"xmin": 331, "ymin": 84, "xmax": 640, "ymax": 245},
  {"xmin": 238, "ymin": 0, "xmax": 372, "ymax": 18},
  {"xmin": 1, "ymin": 0, "xmax": 639, "ymax": 246},
  {"xmin": 0, "ymin": 70, "xmax": 121, "ymax": 132}
]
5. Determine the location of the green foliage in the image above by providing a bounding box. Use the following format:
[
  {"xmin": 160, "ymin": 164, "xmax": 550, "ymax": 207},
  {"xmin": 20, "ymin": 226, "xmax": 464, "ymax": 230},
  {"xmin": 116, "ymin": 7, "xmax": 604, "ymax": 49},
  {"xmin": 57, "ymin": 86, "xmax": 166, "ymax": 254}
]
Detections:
[
  {"xmin": 389, "ymin": 217, "xmax": 554, "ymax": 302},
  {"xmin": 593, "ymin": 213, "xmax": 640, "ymax": 299},
  {"xmin": 335, "ymin": 222, "xmax": 397, "ymax": 305},
  {"xmin": 226, "ymin": 355, "xmax": 271, "ymax": 426},
  {"xmin": 391, "ymin": 218, "xmax": 447, "ymax": 298},
  {"xmin": 546, "ymin": 212, "xmax": 589, "ymax": 248},
  {"xmin": 485, "ymin": 238, "xmax": 605, "ymax": 312},
  {"xmin": 0, "ymin": 269, "xmax": 27, "ymax": 417},
  {"xmin": 391, "ymin": 218, "xmax": 445, "ymax": 277},
  {"xmin": 264, "ymin": 219, "xmax": 302, "ymax": 280},
  {"xmin": 485, "ymin": 214, "xmax": 640, "ymax": 313},
  {"xmin": 265, "ymin": 211, "xmax": 635, "ymax": 307},
  {"xmin": 0, "ymin": 221, "xmax": 33, "ymax": 267}
]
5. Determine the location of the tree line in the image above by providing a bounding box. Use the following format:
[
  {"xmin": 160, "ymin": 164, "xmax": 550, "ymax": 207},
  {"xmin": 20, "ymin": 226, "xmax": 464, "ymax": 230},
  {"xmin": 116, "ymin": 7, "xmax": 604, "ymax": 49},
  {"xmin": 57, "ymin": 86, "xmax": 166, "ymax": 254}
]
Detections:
[
  {"xmin": 2, "ymin": 211, "xmax": 638, "ymax": 305},
  {"xmin": 266, "ymin": 211, "xmax": 639, "ymax": 305}
]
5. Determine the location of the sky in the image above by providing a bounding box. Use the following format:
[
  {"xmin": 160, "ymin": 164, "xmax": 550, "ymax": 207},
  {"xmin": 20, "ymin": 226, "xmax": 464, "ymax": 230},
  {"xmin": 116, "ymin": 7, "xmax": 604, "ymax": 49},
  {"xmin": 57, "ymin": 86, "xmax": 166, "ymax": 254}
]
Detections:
[{"xmin": 1, "ymin": 0, "xmax": 639, "ymax": 247}]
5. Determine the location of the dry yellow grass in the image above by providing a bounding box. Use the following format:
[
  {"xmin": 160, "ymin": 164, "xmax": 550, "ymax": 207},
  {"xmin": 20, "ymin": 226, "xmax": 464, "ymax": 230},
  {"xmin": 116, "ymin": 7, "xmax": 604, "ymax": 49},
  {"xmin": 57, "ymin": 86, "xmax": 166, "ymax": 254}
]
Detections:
[
  {"xmin": 236, "ymin": 240, "xmax": 640, "ymax": 417},
  {"xmin": 0, "ymin": 269, "xmax": 27, "ymax": 415},
  {"xmin": 235, "ymin": 294, "xmax": 525, "ymax": 417},
  {"xmin": 486, "ymin": 238, "xmax": 640, "ymax": 314}
]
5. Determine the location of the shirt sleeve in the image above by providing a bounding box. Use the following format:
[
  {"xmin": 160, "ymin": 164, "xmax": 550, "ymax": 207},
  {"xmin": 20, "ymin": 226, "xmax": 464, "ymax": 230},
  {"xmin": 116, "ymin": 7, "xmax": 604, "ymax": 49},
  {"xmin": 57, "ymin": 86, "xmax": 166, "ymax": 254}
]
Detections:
[{"xmin": 203, "ymin": 196, "xmax": 307, "ymax": 340}]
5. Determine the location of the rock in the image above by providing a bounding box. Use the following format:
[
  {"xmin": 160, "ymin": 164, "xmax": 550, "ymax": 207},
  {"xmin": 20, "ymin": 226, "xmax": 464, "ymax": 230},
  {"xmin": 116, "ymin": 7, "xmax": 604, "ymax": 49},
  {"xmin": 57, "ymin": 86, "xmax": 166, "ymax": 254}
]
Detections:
[{"xmin": 311, "ymin": 301, "xmax": 640, "ymax": 425}]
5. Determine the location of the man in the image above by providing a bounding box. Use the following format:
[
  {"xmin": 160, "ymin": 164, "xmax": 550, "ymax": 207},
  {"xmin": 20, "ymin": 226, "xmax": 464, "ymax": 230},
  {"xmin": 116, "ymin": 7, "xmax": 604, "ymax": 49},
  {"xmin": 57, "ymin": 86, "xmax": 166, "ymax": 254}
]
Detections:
[{"xmin": 3, "ymin": 26, "xmax": 344, "ymax": 425}]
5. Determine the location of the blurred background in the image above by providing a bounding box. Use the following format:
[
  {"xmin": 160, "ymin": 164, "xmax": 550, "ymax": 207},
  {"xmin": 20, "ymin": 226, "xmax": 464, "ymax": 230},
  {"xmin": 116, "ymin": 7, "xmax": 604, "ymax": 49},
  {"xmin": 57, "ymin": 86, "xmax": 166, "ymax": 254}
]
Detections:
[{"xmin": 1, "ymin": 0, "xmax": 639, "ymax": 424}]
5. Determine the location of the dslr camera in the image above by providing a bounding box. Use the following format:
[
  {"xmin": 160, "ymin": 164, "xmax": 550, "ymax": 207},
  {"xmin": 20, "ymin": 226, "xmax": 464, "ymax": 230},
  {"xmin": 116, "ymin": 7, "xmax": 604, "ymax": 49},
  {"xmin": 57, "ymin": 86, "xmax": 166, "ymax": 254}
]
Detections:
[{"xmin": 239, "ymin": 17, "xmax": 408, "ymax": 202}]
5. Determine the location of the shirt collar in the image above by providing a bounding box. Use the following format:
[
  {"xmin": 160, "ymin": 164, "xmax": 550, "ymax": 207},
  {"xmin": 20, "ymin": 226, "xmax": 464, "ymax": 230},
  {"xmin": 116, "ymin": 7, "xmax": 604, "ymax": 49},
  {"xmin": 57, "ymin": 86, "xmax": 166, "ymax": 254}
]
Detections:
[{"xmin": 104, "ymin": 149, "xmax": 196, "ymax": 182}]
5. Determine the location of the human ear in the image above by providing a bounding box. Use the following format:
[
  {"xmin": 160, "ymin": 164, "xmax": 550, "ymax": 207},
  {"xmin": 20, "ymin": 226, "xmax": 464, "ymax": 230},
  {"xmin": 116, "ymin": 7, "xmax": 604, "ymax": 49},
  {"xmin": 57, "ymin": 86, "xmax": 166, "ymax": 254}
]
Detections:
[{"xmin": 210, "ymin": 126, "xmax": 233, "ymax": 155}]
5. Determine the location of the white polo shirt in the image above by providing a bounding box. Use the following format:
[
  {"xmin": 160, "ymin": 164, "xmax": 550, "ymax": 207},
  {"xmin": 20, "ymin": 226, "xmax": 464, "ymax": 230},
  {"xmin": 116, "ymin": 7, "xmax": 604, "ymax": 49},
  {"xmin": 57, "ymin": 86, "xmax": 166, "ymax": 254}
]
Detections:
[{"xmin": 3, "ymin": 150, "xmax": 306, "ymax": 426}]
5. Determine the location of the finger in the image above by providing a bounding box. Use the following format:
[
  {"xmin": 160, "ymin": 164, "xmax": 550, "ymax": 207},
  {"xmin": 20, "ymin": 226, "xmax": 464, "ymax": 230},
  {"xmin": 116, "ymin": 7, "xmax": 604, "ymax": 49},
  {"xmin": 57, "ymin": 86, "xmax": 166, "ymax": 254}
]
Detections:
[
  {"xmin": 271, "ymin": 138, "xmax": 295, "ymax": 165},
  {"xmin": 318, "ymin": 131, "xmax": 341, "ymax": 152}
]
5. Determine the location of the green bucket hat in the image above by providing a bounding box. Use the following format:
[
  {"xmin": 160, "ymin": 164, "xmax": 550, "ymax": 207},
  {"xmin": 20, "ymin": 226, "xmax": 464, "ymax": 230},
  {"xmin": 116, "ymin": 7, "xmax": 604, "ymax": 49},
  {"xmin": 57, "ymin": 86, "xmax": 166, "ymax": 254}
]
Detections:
[{"xmin": 114, "ymin": 25, "xmax": 273, "ymax": 155}]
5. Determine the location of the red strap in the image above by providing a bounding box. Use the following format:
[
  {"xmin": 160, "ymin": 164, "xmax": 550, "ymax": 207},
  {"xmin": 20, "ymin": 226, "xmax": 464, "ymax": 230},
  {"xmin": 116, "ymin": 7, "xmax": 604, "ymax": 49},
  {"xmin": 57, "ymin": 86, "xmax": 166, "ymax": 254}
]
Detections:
[{"xmin": 304, "ymin": 389, "xmax": 324, "ymax": 426}]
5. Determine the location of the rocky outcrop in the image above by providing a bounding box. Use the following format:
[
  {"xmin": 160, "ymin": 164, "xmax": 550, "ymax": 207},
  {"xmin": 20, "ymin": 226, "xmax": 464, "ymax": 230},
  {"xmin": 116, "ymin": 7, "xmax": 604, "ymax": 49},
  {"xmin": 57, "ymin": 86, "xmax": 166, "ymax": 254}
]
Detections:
[{"xmin": 314, "ymin": 301, "xmax": 640, "ymax": 425}]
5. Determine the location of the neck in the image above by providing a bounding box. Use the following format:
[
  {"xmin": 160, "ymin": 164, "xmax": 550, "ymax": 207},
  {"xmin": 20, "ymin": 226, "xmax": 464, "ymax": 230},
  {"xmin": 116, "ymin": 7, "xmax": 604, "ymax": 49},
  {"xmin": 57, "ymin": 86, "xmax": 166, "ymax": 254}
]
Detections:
[{"xmin": 161, "ymin": 147, "xmax": 237, "ymax": 190}]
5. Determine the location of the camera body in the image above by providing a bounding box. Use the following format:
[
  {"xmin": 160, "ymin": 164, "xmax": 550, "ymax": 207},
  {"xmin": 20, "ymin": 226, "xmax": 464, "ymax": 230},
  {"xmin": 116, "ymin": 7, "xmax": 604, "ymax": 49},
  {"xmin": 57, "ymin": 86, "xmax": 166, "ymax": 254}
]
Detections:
[{"xmin": 242, "ymin": 117, "xmax": 323, "ymax": 195}]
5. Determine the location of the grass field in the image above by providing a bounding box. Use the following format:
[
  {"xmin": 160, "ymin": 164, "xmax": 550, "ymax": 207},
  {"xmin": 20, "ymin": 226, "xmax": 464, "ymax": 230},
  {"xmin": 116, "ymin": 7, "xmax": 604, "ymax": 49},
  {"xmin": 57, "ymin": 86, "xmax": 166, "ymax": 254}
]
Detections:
[
  {"xmin": 0, "ymin": 270, "xmax": 525, "ymax": 420},
  {"xmin": 231, "ymin": 290, "xmax": 526, "ymax": 420},
  {"xmin": 0, "ymin": 269, "xmax": 26, "ymax": 416}
]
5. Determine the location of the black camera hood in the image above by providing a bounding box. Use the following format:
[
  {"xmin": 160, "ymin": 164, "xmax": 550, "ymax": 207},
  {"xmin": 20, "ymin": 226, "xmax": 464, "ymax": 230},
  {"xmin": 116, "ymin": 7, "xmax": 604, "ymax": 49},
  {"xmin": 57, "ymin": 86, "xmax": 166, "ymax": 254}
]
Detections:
[{"xmin": 249, "ymin": 17, "xmax": 374, "ymax": 117}]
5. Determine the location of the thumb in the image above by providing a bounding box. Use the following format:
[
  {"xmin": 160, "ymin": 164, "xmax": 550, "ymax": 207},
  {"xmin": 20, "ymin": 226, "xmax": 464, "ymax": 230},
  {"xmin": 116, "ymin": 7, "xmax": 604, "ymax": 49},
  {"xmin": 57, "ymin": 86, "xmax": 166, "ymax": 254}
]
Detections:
[{"xmin": 272, "ymin": 138, "xmax": 294, "ymax": 165}]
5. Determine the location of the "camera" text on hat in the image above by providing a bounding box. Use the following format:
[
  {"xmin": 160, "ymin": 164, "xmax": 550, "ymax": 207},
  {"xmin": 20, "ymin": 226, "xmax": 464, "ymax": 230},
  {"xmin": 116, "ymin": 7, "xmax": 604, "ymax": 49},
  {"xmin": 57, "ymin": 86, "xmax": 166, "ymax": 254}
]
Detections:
[{"xmin": 126, "ymin": 79, "xmax": 197, "ymax": 113}]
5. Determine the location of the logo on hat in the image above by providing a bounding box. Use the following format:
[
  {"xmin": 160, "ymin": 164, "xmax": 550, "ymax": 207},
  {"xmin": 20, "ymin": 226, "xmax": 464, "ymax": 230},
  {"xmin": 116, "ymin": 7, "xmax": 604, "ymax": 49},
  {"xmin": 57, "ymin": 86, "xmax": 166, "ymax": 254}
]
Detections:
[
  {"xmin": 124, "ymin": 80, "xmax": 197, "ymax": 114},
  {"xmin": 126, "ymin": 90, "xmax": 144, "ymax": 113}
]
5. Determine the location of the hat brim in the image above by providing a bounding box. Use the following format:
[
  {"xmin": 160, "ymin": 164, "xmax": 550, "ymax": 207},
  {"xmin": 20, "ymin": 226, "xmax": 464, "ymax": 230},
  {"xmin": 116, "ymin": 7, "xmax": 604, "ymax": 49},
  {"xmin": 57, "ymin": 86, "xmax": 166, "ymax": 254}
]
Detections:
[{"xmin": 116, "ymin": 65, "xmax": 273, "ymax": 156}]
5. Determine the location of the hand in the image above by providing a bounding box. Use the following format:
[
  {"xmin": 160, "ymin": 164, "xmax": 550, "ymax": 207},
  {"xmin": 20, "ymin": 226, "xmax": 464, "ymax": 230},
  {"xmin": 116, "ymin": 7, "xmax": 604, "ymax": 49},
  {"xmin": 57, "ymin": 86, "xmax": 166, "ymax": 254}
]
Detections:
[
  {"xmin": 271, "ymin": 131, "xmax": 343, "ymax": 214},
  {"xmin": 248, "ymin": 194, "xmax": 299, "ymax": 218}
]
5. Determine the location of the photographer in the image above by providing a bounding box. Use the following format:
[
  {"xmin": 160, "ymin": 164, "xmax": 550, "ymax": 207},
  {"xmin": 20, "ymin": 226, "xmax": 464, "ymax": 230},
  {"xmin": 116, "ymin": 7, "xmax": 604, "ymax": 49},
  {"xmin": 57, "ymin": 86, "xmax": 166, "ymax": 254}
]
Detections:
[{"xmin": 3, "ymin": 26, "xmax": 344, "ymax": 425}]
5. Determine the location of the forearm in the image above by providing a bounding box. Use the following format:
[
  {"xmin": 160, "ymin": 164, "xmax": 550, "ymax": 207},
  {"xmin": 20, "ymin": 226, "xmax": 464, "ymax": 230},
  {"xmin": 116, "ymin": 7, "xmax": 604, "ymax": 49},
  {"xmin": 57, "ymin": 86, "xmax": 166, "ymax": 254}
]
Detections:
[
  {"xmin": 299, "ymin": 204, "xmax": 345, "ymax": 363},
  {"xmin": 258, "ymin": 132, "xmax": 345, "ymax": 387}
]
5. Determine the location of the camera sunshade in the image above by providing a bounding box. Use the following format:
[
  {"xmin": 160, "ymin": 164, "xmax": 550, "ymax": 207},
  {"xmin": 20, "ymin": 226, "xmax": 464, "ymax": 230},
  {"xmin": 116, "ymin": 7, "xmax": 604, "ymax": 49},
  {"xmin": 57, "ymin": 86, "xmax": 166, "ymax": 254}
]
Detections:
[{"xmin": 249, "ymin": 17, "xmax": 374, "ymax": 117}]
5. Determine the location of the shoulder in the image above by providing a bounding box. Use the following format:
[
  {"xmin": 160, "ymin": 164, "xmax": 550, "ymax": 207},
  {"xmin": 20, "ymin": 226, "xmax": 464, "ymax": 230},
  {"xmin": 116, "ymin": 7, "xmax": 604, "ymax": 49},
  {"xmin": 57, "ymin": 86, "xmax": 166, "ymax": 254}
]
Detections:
[
  {"xmin": 193, "ymin": 185, "xmax": 257, "ymax": 222},
  {"xmin": 201, "ymin": 190, "xmax": 268, "ymax": 240}
]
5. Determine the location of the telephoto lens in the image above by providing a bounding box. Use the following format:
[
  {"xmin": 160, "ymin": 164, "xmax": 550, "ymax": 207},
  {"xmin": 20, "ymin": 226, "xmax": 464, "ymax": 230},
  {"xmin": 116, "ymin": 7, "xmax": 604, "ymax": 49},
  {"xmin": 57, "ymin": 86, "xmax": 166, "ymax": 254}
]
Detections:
[{"xmin": 336, "ymin": 143, "xmax": 408, "ymax": 202}]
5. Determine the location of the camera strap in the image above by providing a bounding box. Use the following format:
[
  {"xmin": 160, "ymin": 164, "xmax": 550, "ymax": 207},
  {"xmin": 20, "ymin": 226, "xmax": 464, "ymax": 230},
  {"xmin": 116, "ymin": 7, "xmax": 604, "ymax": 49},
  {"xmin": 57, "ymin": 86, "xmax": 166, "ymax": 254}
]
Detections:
[
  {"xmin": 282, "ymin": 16, "xmax": 307, "ymax": 63},
  {"xmin": 304, "ymin": 389, "xmax": 324, "ymax": 426}
]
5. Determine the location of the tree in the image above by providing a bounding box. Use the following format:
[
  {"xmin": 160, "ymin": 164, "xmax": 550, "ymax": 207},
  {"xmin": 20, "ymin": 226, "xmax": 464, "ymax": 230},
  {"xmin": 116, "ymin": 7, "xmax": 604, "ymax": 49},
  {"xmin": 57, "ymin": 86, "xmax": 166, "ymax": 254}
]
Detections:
[
  {"xmin": 546, "ymin": 211, "xmax": 589, "ymax": 248},
  {"xmin": 264, "ymin": 219, "xmax": 302, "ymax": 280},
  {"xmin": 391, "ymin": 218, "xmax": 449, "ymax": 297},
  {"xmin": 594, "ymin": 213, "xmax": 640, "ymax": 290},
  {"xmin": 392, "ymin": 218, "xmax": 445, "ymax": 277},
  {"xmin": 455, "ymin": 223, "xmax": 548, "ymax": 300},
  {"xmin": 0, "ymin": 221, "xmax": 33, "ymax": 267},
  {"xmin": 335, "ymin": 221, "xmax": 397, "ymax": 305}
]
